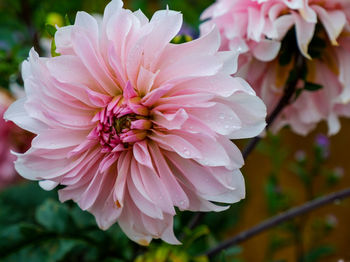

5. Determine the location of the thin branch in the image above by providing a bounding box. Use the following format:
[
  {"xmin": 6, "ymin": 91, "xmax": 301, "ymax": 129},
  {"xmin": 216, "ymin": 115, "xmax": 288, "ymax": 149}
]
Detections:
[
  {"xmin": 202, "ymin": 187, "xmax": 350, "ymax": 258},
  {"xmin": 242, "ymin": 54, "xmax": 304, "ymax": 159}
]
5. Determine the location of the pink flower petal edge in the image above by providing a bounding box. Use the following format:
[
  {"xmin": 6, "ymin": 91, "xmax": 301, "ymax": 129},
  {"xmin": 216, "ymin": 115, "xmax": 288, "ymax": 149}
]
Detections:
[
  {"xmin": 0, "ymin": 90, "xmax": 32, "ymax": 189},
  {"xmin": 4, "ymin": 0, "xmax": 266, "ymax": 245},
  {"xmin": 202, "ymin": 0, "xmax": 350, "ymax": 135}
]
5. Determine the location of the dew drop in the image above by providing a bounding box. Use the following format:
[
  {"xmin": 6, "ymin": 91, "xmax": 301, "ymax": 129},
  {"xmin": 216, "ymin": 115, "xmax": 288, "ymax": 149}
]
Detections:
[
  {"xmin": 183, "ymin": 148, "xmax": 190, "ymax": 157},
  {"xmin": 219, "ymin": 113, "xmax": 225, "ymax": 120}
]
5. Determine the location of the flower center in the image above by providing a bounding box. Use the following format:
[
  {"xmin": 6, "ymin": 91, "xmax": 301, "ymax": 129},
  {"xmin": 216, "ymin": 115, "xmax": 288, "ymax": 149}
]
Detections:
[{"xmin": 90, "ymin": 83, "xmax": 152, "ymax": 153}]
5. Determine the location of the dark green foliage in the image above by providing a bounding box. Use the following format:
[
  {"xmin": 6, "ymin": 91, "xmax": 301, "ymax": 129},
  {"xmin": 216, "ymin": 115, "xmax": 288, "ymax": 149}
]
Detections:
[
  {"xmin": 308, "ymin": 24, "xmax": 328, "ymax": 60},
  {"xmin": 303, "ymin": 246, "xmax": 335, "ymax": 262},
  {"xmin": 161, "ymin": 0, "xmax": 214, "ymax": 28},
  {"xmin": 0, "ymin": 182, "xmax": 134, "ymax": 262},
  {"xmin": 304, "ymin": 82, "xmax": 323, "ymax": 92},
  {"xmin": 45, "ymin": 24, "xmax": 57, "ymax": 37},
  {"xmin": 278, "ymin": 28, "xmax": 298, "ymax": 66}
]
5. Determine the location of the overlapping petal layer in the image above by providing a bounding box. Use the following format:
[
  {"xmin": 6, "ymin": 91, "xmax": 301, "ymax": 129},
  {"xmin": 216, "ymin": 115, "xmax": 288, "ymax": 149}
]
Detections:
[
  {"xmin": 202, "ymin": 0, "xmax": 350, "ymax": 135},
  {"xmin": 5, "ymin": 0, "xmax": 266, "ymax": 244}
]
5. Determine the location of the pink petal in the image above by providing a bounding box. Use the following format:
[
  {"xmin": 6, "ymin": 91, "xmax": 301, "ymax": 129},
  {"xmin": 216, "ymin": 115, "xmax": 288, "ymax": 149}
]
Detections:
[
  {"xmin": 251, "ymin": 39, "xmax": 281, "ymax": 61},
  {"xmin": 187, "ymin": 103, "xmax": 242, "ymax": 136},
  {"xmin": 32, "ymin": 129, "xmax": 88, "ymax": 149},
  {"xmin": 137, "ymin": 163, "xmax": 175, "ymax": 215},
  {"xmin": 149, "ymin": 143, "xmax": 189, "ymax": 210},
  {"xmin": 149, "ymin": 131, "xmax": 202, "ymax": 159},
  {"xmin": 152, "ymin": 109, "xmax": 188, "ymax": 130},
  {"xmin": 133, "ymin": 140, "xmax": 153, "ymax": 169},
  {"xmin": 313, "ymin": 5, "xmax": 346, "ymax": 45},
  {"xmin": 292, "ymin": 11, "xmax": 315, "ymax": 59},
  {"xmin": 71, "ymin": 29, "xmax": 120, "ymax": 95},
  {"xmin": 86, "ymin": 89, "xmax": 112, "ymax": 107}
]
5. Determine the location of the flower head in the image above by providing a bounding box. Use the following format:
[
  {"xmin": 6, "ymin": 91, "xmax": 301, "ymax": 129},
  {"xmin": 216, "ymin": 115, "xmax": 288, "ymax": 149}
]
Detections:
[
  {"xmin": 5, "ymin": 0, "xmax": 266, "ymax": 244},
  {"xmin": 202, "ymin": 0, "xmax": 350, "ymax": 135}
]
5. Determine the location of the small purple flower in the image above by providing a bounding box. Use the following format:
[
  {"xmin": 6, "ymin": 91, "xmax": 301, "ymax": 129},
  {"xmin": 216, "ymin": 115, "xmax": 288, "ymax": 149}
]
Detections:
[
  {"xmin": 315, "ymin": 134, "xmax": 330, "ymax": 158},
  {"xmin": 315, "ymin": 134, "xmax": 330, "ymax": 148}
]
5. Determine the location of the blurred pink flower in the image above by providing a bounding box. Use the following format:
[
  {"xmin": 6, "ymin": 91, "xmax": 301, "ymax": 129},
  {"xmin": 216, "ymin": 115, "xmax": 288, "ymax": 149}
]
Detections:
[
  {"xmin": 201, "ymin": 0, "xmax": 350, "ymax": 135},
  {"xmin": 0, "ymin": 90, "xmax": 32, "ymax": 189},
  {"xmin": 5, "ymin": 0, "xmax": 266, "ymax": 245}
]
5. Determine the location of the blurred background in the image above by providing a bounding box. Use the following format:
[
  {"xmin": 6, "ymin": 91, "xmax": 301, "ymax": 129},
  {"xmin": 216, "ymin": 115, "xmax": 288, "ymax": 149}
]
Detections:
[{"xmin": 0, "ymin": 0, "xmax": 350, "ymax": 261}]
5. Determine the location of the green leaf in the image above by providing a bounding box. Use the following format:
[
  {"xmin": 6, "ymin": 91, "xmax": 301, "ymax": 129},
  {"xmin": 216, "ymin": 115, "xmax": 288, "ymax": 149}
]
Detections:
[
  {"xmin": 303, "ymin": 245, "xmax": 335, "ymax": 262},
  {"xmin": 45, "ymin": 24, "xmax": 57, "ymax": 37},
  {"xmin": 19, "ymin": 223, "xmax": 44, "ymax": 237},
  {"xmin": 184, "ymin": 225, "xmax": 210, "ymax": 248},
  {"xmin": 35, "ymin": 199, "xmax": 69, "ymax": 233},
  {"xmin": 304, "ymin": 82, "xmax": 323, "ymax": 92},
  {"xmin": 294, "ymin": 88, "xmax": 304, "ymax": 101},
  {"xmin": 1, "ymin": 238, "xmax": 82, "ymax": 262},
  {"xmin": 193, "ymin": 255, "xmax": 209, "ymax": 262},
  {"xmin": 103, "ymin": 259, "xmax": 125, "ymax": 262},
  {"xmin": 70, "ymin": 204, "xmax": 96, "ymax": 229},
  {"xmin": 50, "ymin": 38, "xmax": 60, "ymax": 57},
  {"xmin": 0, "ymin": 224, "xmax": 25, "ymax": 252},
  {"xmin": 65, "ymin": 14, "xmax": 72, "ymax": 25},
  {"xmin": 45, "ymin": 24, "xmax": 60, "ymax": 57},
  {"xmin": 0, "ymin": 182, "xmax": 56, "ymax": 226}
]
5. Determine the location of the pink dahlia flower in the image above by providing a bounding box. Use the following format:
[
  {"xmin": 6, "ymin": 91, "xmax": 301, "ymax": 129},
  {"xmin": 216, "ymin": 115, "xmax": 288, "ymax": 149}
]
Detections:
[
  {"xmin": 5, "ymin": 0, "xmax": 266, "ymax": 244},
  {"xmin": 201, "ymin": 0, "xmax": 350, "ymax": 135},
  {"xmin": 0, "ymin": 90, "xmax": 32, "ymax": 189}
]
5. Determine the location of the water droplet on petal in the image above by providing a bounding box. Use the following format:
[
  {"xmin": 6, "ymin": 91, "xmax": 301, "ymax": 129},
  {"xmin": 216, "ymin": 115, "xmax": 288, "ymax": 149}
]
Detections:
[{"xmin": 183, "ymin": 148, "xmax": 191, "ymax": 157}]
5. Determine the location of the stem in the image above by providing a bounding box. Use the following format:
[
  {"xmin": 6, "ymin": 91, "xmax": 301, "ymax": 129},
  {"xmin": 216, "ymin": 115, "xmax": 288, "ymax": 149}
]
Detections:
[
  {"xmin": 201, "ymin": 187, "xmax": 350, "ymax": 258},
  {"xmin": 242, "ymin": 54, "xmax": 304, "ymax": 159}
]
